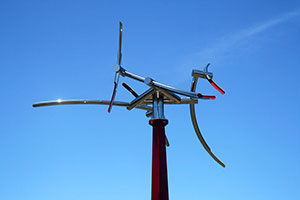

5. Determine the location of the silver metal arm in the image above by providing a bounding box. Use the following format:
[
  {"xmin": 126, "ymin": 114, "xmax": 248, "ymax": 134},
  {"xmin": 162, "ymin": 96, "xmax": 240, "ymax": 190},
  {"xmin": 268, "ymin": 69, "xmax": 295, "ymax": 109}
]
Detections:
[
  {"xmin": 190, "ymin": 77, "xmax": 225, "ymax": 168},
  {"xmin": 114, "ymin": 65, "xmax": 205, "ymax": 100},
  {"xmin": 114, "ymin": 65, "xmax": 145, "ymax": 83},
  {"xmin": 145, "ymin": 77, "xmax": 201, "ymax": 99},
  {"xmin": 33, "ymin": 99, "xmax": 152, "ymax": 111},
  {"xmin": 127, "ymin": 88, "xmax": 155, "ymax": 110}
]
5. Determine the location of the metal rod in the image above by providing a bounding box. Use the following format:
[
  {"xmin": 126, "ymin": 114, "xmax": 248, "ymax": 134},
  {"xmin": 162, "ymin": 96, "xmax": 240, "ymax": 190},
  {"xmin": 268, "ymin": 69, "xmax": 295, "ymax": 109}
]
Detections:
[{"xmin": 33, "ymin": 99, "xmax": 152, "ymax": 111}]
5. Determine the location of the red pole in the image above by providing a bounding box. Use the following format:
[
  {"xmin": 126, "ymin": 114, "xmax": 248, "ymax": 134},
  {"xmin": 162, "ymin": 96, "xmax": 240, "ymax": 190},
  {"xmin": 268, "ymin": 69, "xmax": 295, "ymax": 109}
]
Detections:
[{"xmin": 149, "ymin": 119, "xmax": 169, "ymax": 200}]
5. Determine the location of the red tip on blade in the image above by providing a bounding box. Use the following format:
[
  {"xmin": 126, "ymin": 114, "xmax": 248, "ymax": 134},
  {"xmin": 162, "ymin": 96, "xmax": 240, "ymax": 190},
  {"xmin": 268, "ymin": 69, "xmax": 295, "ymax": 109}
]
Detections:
[
  {"xmin": 208, "ymin": 79, "xmax": 225, "ymax": 95},
  {"xmin": 197, "ymin": 94, "xmax": 216, "ymax": 100}
]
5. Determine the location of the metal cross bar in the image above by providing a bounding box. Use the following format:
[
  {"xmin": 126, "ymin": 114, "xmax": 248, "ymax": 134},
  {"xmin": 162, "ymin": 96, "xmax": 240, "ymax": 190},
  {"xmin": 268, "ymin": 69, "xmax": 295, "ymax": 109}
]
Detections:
[{"xmin": 127, "ymin": 88, "xmax": 155, "ymax": 110}]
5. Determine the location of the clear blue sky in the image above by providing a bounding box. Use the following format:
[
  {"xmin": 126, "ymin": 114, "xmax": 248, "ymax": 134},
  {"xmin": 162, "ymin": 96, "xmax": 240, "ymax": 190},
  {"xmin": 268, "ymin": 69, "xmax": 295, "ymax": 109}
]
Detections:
[{"xmin": 1, "ymin": 0, "xmax": 300, "ymax": 199}]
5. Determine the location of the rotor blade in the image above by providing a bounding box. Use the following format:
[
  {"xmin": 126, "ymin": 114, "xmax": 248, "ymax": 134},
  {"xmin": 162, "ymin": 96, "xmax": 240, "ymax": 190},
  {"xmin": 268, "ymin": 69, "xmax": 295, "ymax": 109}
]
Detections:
[
  {"xmin": 108, "ymin": 82, "xmax": 118, "ymax": 113},
  {"xmin": 108, "ymin": 70, "xmax": 121, "ymax": 113},
  {"xmin": 118, "ymin": 22, "xmax": 123, "ymax": 65}
]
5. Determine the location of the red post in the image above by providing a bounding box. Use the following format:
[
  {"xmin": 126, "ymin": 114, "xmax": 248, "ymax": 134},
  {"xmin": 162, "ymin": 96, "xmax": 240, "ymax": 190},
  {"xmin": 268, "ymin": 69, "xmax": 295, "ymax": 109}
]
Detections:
[{"xmin": 149, "ymin": 119, "xmax": 169, "ymax": 200}]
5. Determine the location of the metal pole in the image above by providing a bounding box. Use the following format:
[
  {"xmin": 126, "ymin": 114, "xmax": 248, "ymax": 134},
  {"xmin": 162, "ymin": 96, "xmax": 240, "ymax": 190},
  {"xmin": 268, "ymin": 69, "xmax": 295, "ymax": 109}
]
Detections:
[{"xmin": 149, "ymin": 92, "xmax": 169, "ymax": 200}]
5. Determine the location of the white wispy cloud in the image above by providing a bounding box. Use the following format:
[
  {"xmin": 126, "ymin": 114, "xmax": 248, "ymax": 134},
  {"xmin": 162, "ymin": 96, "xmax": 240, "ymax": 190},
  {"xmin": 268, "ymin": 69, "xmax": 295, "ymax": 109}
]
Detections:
[
  {"xmin": 172, "ymin": 10, "xmax": 300, "ymax": 86},
  {"xmin": 177, "ymin": 9, "xmax": 299, "ymax": 68},
  {"xmin": 194, "ymin": 10, "xmax": 300, "ymax": 63}
]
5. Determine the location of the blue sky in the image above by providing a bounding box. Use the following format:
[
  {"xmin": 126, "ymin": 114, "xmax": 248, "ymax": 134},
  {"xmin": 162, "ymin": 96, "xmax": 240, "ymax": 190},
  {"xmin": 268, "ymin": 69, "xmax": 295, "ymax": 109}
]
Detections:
[{"xmin": 1, "ymin": 0, "xmax": 300, "ymax": 199}]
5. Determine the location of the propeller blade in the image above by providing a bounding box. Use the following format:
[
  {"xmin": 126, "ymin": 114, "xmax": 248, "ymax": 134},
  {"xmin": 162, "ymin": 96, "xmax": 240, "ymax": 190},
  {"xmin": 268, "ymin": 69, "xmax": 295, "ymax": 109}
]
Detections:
[
  {"xmin": 108, "ymin": 82, "xmax": 117, "ymax": 113},
  {"xmin": 108, "ymin": 72, "xmax": 120, "ymax": 113},
  {"xmin": 108, "ymin": 22, "xmax": 123, "ymax": 113}
]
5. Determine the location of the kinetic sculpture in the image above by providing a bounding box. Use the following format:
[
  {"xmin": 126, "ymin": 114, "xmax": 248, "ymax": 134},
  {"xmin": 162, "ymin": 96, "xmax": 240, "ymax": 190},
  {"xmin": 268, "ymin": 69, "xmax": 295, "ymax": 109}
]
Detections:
[{"xmin": 33, "ymin": 22, "xmax": 226, "ymax": 200}]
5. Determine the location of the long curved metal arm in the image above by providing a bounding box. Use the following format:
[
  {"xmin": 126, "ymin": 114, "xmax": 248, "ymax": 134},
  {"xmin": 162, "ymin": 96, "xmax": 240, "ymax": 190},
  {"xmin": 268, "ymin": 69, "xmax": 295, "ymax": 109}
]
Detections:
[
  {"xmin": 190, "ymin": 78, "xmax": 225, "ymax": 168},
  {"xmin": 33, "ymin": 99, "xmax": 152, "ymax": 111}
]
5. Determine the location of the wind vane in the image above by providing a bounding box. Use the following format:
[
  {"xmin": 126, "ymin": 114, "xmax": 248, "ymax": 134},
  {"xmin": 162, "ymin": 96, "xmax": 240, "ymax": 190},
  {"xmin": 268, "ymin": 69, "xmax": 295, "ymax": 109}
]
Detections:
[{"xmin": 33, "ymin": 22, "xmax": 226, "ymax": 200}]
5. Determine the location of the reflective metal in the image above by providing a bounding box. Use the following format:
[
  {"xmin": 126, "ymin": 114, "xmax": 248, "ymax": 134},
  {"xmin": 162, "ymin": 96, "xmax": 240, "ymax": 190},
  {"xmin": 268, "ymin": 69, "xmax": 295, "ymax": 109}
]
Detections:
[
  {"xmin": 108, "ymin": 22, "xmax": 124, "ymax": 113},
  {"xmin": 142, "ymin": 97, "xmax": 197, "ymax": 105},
  {"xmin": 121, "ymin": 69, "xmax": 145, "ymax": 83},
  {"xmin": 33, "ymin": 99, "xmax": 152, "ymax": 111},
  {"xmin": 192, "ymin": 69, "xmax": 213, "ymax": 79},
  {"xmin": 192, "ymin": 63, "xmax": 213, "ymax": 79},
  {"xmin": 146, "ymin": 111, "xmax": 153, "ymax": 117},
  {"xmin": 127, "ymin": 88, "xmax": 155, "ymax": 110},
  {"xmin": 155, "ymin": 88, "xmax": 181, "ymax": 103},
  {"xmin": 144, "ymin": 76, "xmax": 201, "ymax": 99},
  {"xmin": 115, "ymin": 67, "xmax": 203, "ymax": 99},
  {"xmin": 152, "ymin": 92, "xmax": 165, "ymax": 120},
  {"xmin": 189, "ymin": 76, "xmax": 225, "ymax": 168}
]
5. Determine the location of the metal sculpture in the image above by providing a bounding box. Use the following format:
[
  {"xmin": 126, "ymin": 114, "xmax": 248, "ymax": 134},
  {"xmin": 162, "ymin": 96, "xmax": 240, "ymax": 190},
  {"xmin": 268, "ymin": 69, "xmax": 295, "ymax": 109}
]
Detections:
[{"xmin": 33, "ymin": 22, "xmax": 226, "ymax": 200}]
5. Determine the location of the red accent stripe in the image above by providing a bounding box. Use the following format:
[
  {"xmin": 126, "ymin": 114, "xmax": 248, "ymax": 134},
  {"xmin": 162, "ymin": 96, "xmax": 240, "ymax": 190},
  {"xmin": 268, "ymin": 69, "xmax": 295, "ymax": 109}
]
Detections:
[
  {"xmin": 197, "ymin": 94, "xmax": 216, "ymax": 100},
  {"xmin": 208, "ymin": 79, "xmax": 225, "ymax": 95}
]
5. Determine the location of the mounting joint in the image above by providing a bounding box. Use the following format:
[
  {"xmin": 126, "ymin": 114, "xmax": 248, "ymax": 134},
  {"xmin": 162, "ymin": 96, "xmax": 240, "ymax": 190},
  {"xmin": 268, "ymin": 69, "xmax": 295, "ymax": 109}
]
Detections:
[{"xmin": 145, "ymin": 77, "xmax": 154, "ymax": 86}]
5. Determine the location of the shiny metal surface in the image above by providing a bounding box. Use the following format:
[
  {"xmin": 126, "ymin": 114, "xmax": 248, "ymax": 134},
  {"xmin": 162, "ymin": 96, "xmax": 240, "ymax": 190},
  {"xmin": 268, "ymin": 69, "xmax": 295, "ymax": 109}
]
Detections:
[
  {"xmin": 142, "ymin": 97, "xmax": 197, "ymax": 105},
  {"xmin": 127, "ymin": 88, "xmax": 155, "ymax": 110},
  {"xmin": 152, "ymin": 92, "xmax": 165, "ymax": 120},
  {"xmin": 190, "ymin": 76, "xmax": 225, "ymax": 168},
  {"xmin": 121, "ymin": 69, "xmax": 145, "ymax": 83},
  {"xmin": 116, "ymin": 66, "xmax": 203, "ymax": 99},
  {"xmin": 108, "ymin": 22, "xmax": 124, "ymax": 113},
  {"xmin": 144, "ymin": 76, "xmax": 201, "ymax": 99},
  {"xmin": 192, "ymin": 63, "xmax": 214, "ymax": 79},
  {"xmin": 146, "ymin": 111, "xmax": 153, "ymax": 117},
  {"xmin": 192, "ymin": 69, "xmax": 213, "ymax": 79},
  {"xmin": 155, "ymin": 88, "xmax": 181, "ymax": 103},
  {"xmin": 33, "ymin": 99, "xmax": 152, "ymax": 111}
]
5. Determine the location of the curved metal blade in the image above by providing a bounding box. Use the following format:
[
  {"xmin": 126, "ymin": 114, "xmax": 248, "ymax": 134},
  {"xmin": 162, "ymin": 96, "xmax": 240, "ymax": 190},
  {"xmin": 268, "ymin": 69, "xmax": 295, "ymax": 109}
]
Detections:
[
  {"xmin": 190, "ymin": 104, "xmax": 225, "ymax": 168},
  {"xmin": 190, "ymin": 77, "xmax": 225, "ymax": 168}
]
